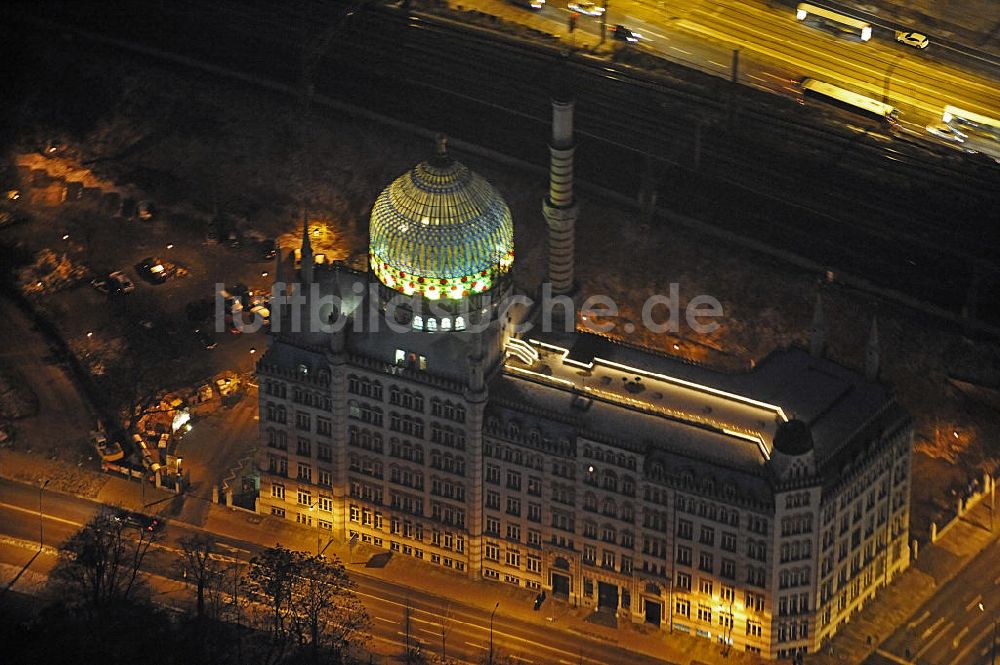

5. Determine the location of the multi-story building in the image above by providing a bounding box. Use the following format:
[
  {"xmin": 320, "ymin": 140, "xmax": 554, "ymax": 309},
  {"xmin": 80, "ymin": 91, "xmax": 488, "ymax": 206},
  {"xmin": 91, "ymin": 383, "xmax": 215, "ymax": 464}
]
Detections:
[{"xmin": 254, "ymin": 102, "xmax": 912, "ymax": 659}]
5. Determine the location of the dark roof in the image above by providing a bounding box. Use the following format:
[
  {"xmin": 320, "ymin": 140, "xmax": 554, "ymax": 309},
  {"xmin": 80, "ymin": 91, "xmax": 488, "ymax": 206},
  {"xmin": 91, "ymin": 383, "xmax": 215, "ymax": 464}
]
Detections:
[{"xmin": 773, "ymin": 419, "xmax": 814, "ymax": 456}]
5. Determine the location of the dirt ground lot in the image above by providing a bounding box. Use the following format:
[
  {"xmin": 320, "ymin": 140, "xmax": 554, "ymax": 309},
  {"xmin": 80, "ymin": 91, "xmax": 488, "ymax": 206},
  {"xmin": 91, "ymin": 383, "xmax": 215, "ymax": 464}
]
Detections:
[{"xmin": 2, "ymin": 45, "xmax": 997, "ymax": 540}]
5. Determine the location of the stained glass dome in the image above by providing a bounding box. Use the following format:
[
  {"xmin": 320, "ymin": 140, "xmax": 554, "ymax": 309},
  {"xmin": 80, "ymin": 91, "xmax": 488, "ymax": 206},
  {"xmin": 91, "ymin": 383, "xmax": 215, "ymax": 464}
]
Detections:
[{"xmin": 369, "ymin": 137, "xmax": 514, "ymax": 301}]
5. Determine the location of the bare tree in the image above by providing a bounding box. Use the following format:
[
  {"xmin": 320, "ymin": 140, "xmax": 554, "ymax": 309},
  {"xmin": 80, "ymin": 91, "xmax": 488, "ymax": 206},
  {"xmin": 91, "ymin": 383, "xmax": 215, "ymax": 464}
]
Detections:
[
  {"xmin": 242, "ymin": 546, "xmax": 370, "ymax": 665},
  {"xmin": 48, "ymin": 507, "xmax": 156, "ymax": 615},
  {"xmin": 177, "ymin": 533, "xmax": 225, "ymax": 620},
  {"xmin": 292, "ymin": 553, "xmax": 370, "ymax": 664}
]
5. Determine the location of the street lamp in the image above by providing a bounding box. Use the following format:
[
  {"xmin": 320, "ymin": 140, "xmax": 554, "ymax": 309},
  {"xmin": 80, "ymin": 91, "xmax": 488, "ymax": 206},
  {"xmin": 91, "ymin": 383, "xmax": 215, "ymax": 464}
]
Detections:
[
  {"xmin": 38, "ymin": 479, "xmax": 50, "ymax": 549},
  {"xmin": 489, "ymin": 601, "xmax": 500, "ymax": 665}
]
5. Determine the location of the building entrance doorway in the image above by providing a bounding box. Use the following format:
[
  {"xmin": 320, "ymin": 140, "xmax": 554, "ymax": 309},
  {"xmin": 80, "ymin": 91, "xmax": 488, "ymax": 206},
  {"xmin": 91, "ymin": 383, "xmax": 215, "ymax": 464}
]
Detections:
[
  {"xmin": 645, "ymin": 599, "xmax": 662, "ymax": 626},
  {"xmin": 551, "ymin": 572, "xmax": 570, "ymax": 597},
  {"xmin": 597, "ymin": 581, "xmax": 618, "ymax": 610}
]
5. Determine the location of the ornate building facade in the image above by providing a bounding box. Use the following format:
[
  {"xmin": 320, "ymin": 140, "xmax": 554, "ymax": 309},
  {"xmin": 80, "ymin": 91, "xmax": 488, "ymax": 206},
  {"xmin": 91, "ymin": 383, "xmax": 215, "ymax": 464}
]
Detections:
[{"xmin": 254, "ymin": 102, "xmax": 912, "ymax": 659}]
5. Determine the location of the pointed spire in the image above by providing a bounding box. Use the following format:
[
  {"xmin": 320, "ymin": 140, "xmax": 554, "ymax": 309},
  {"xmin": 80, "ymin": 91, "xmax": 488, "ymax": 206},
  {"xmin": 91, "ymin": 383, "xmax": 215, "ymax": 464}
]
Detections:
[
  {"xmin": 300, "ymin": 210, "xmax": 314, "ymax": 284},
  {"xmin": 809, "ymin": 292, "xmax": 826, "ymax": 357},
  {"xmin": 865, "ymin": 316, "xmax": 880, "ymax": 381}
]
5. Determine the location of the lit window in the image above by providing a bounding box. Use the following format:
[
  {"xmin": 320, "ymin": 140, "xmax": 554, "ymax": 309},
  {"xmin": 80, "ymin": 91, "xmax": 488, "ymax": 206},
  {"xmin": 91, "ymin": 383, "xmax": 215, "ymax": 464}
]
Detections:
[
  {"xmin": 427, "ymin": 318, "xmax": 437, "ymax": 332},
  {"xmin": 455, "ymin": 316, "xmax": 466, "ymax": 331},
  {"xmin": 412, "ymin": 315, "xmax": 423, "ymax": 330},
  {"xmin": 441, "ymin": 317, "xmax": 452, "ymax": 331},
  {"xmin": 395, "ymin": 349, "xmax": 406, "ymax": 364}
]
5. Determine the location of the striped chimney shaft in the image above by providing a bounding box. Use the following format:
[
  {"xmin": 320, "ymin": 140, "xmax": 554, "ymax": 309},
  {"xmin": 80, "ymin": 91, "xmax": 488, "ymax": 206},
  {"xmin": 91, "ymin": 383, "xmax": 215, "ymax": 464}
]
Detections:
[{"xmin": 543, "ymin": 98, "xmax": 578, "ymax": 296}]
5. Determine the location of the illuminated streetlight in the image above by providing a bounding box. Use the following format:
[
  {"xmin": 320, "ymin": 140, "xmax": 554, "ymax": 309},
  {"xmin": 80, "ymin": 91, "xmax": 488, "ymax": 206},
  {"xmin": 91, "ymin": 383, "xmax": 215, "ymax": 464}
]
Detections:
[
  {"xmin": 86, "ymin": 331, "xmax": 93, "ymax": 338},
  {"xmin": 489, "ymin": 602, "xmax": 500, "ymax": 665},
  {"xmin": 166, "ymin": 243, "xmax": 174, "ymax": 249},
  {"xmin": 249, "ymin": 348, "xmax": 256, "ymax": 355},
  {"xmin": 62, "ymin": 234, "xmax": 69, "ymax": 240},
  {"xmin": 262, "ymin": 271, "xmax": 268, "ymax": 277}
]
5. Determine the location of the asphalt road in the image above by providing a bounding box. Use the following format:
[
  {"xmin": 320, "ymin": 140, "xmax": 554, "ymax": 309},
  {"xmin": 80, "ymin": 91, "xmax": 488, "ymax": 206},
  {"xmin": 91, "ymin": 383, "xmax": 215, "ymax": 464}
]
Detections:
[
  {"xmin": 6, "ymin": 0, "xmax": 999, "ymax": 324},
  {"xmin": 863, "ymin": 532, "xmax": 1000, "ymax": 665},
  {"xmin": 507, "ymin": 0, "xmax": 1000, "ymax": 126},
  {"xmin": 0, "ymin": 478, "xmax": 671, "ymax": 665}
]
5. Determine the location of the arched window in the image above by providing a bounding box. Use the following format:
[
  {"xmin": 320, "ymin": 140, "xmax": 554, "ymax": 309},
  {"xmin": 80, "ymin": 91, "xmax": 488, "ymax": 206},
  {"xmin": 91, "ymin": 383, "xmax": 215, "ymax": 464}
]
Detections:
[
  {"xmin": 427, "ymin": 318, "xmax": 437, "ymax": 332},
  {"xmin": 412, "ymin": 315, "xmax": 423, "ymax": 330},
  {"xmin": 455, "ymin": 316, "xmax": 466, "ymax": 331},
  {"xmin": 441, "ymin": 317, "xmax": 452, "ymax": 331}
]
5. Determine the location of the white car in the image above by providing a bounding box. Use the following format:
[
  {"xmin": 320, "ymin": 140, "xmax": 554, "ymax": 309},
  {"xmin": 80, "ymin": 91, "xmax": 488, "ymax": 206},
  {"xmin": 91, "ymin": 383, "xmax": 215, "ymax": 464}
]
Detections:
[
  {"xmin": 568, "ymin": 0, "xmax": 604, "ymax": 16},
  {"xmin": 895, "ymin": 31, "xmax": 929, "ymax": 49},
  {"xmin": 109, "ymin": 270, "xmax": 136, "ymax": 293},
  {"xmin": 926, "ymin": 123, "xmax": 966, "ymax": 143}
]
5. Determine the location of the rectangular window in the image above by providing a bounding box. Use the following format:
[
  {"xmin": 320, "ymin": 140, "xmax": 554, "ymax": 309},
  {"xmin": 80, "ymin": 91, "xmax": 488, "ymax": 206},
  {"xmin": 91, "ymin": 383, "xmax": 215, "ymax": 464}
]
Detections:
[
  {"xmin": 698, "ymin": 551, "xmax": 713, "ymax": 573},
  {"xmin": 675, "ymin": 599, "xmax": 690, "ymax": 617},
  {"xmin": 677, "ymin": 545, "xmax": 692, "ymax": 566},
  {"xmin": 676, "ymin": 572, "xmax": 691, "ymax": 591},
  {"xmin": 297, "ymin": 464, "xmax": 312, "ymax": 483},
  {"xmin": 700, "ymin": 579, "xmax": 713, "ymax": 596},
  {"xmin": 506, "ymin": 523, "xmax": 521, "ymax": 542},
  {"xmin": 271, "ymin": 484, "xmax": 285, "ymax": 499},
  {"xmin": 318, "ymin": 496, "xmax": 332, "ymax": 512}
]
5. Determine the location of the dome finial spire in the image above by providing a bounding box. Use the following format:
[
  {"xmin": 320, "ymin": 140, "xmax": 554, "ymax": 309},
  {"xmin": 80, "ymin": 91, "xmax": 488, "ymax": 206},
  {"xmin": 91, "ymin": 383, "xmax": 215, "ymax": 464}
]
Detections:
[
  {"xmin": 436, "ymin": 133, "xmax": 448, "ymax": 157},
  {"xmin": 300, "ymin": 209, "xmax": 314, "ymax": 284}
]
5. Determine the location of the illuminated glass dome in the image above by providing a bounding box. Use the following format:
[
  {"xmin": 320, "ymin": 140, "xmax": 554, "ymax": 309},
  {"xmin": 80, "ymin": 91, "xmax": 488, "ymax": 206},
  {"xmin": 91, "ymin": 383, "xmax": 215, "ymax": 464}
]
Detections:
[{"xmin": 369, "ymin": 137, "xmax": 514, "ymax": 302}]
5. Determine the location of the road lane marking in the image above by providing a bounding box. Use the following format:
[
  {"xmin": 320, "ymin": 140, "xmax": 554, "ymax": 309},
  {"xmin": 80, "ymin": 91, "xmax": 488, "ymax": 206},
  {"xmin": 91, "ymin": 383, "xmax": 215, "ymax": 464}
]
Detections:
[
  {"xmin": 949, "ymin": 623, "xmax": 995, "ymax": 665},
  {"xmin": 512, "ymin": 657, "xmax": 533, "ymax": 663},
  {"xmin": 965, "ymin": 594, "xmax": 983, "ymax": 611},
  {"xmin": 916, "ymin": 620, "xmax": 953, "ymax": 658},
  {"xmin": 921, "ymin": 617, "xmax": 945, "ymax": 639},
  {"xmin": 708, "ymin": 60, "xmax": 725, "ymax": 67},
  {"xmin": 907, "ymin": 610, "xmax": 930, "ymax": 630},
  {"xmin": 376, "ymin": 616, "xmax": 396, "ymax": 624},
  {"xmin": 952, "ymin": 625, "xmax": 970, "ymax": 647},
  {"xmin": 670, "ymin": 46, "xmax": 691, "ymax": 54},
  {"xmin": 875, "ymin": 649, "xmax": 915, "ymax": 665},
  {"xmin": 0, "ymin": 502, "xmax": 84, "ymax": 527}
]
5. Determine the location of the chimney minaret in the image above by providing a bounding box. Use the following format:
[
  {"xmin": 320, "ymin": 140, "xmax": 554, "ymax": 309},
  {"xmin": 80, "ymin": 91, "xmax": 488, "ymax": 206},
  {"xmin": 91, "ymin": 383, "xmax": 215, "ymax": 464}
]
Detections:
[{"xmin": 542, "ymin": 95, "xmax": 578, "ymax": 298}]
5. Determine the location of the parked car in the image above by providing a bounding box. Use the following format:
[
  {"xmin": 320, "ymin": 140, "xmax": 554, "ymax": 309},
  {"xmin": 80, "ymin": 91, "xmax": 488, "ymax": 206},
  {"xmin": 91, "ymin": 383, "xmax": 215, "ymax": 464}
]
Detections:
[
  {"xmin": 135, "ymin": 257, "xmax": 168, "ymax": 284},
  {"xmin": 194, "ymin": 328, "xmax": 217, "ymax": 349},
  {"xmin": 137, "ymin": 200, "xmax": 156, "ymax": 221},
  {"xmin": 108, "ymin": 270, "xmax": 135, "ymax": 293},
  {"xmin": 895, "ymin": 31, "xmax": 929, "ymax": 49}
]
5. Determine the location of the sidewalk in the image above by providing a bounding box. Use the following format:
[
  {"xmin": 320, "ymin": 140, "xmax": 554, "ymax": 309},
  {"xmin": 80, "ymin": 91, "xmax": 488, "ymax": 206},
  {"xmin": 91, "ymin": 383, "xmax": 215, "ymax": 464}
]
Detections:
[
  {"xmin": 808, "ymin": 498, "xmax": 999, "ymax": 665},
  {"xmin": 2, "ymin": 449, "xmax": 996, "ymax": 665}
]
